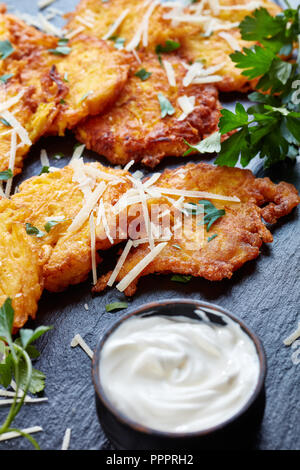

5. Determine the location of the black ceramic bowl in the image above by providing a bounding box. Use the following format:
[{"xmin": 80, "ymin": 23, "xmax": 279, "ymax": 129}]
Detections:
[{"xmin": 92, "ymin": 299, "xmax": 267, "ymax": 450}]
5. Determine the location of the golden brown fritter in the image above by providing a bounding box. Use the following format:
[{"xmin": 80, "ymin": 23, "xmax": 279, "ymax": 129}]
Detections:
[
  {"xmin": 0, "ymin": 8, "xmax": 130, "ymax": 172},
  {"xmin": 76, "ymin": 52, "xmax": 221, "ymax": 167},
  {"xmin": 0, "ymin": 161, "xmax": 133, "ymax": 329},
  {"xmin": 0, "ymin": 198, "xmax": 43, "ymax": 331},
  {"xmin": 65, "ymin": 0, "xmax": 281, "ymax": 92},
  {"xmin": 93, "ymin": 163, "xmax": 300, "ymax": 296}
]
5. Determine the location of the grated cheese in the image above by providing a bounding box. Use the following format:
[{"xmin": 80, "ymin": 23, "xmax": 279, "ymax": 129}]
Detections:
[
  {"xmin": 68, "ymin": 181, "xmax": 106, "ymax": 233},
  {"xmin": 128, "ymin": 176, "xmax": 154, "ymax": 249},
  {"xmin": 183, "ymin": 62, "xmax": 204, "ymax": 87},
  {"xmin": 76, "ymin": 16, "xmax": 94, "ymax": 29},
  {"xmin": 163, "ymin": 60, "xmax": 176, "ymax": 87},
  {"xmin": 107, "ymin": 239, "xmax": 134, "ymax": 287},
  {"xmin": 65, "ymin": 26, "xmax": 85, "ymax": 40},
  {"xmin": 1, "ymin": 110, "xmax": 31, "ymax": 146},
  {"xmin": 38, "ymin": 0, "xmax": 56, "ymax": 9},
  {"xmin": 40, "ymin": 148, "xmax": 50, "ymax": 168},
  {"xmin": 220, "ymin": 1, "xmax": 261, "ymax": 11},
  {"xmin": 4, "ymin": 130, "xmax": 16, "ymax": 197},
  {"xmin": 192, "ymin": 75, "xmax": 223, "ymax": 84},
  {"xmin": 123, "ymin": 160, "xmax": 135, "ymax": 172},
  {"xmin": 70, "ymin": 144, "xmax": 85, "ymax": 163},
  {"xmin": 208, "ymin": 0, "xmax": 220, "ymax": 16},
  {"xmin": 0, "ymin": 426, "xmax": 43, "ymax": 442},
  {"xmin": 61, "ymin": 428, "xmax": 72, "ymax": 451},
  {"xmin": 71, "ymin": 334, "xmax": 94, "ymax": 359},
  {"xmin": 0, "ymin": 90, "xmax": 25, "ymax": 115},
  {"xmin": 84, "ymin": 303, "xmax": 89, "ymax": 311},
  {"xmin": 102, "ymin": 9, "xmax": 130, "ymax": 40},
  {"xmin": 218, "ymin": 32, "xmax": 241, "ymax": 51},
  {"xmin": 132, "ymin": 49, "xmax": 142, "ymax": 64},
  {"xmin": 126, "ymin": 0, "xmax": 158, "ymax": 51},
  {"xmin": 89, "ymin": 214, "xmax": 97, "ymax": 285},
  {"xmin": 37, "ymin": 13, "xmax": 62, "ymax": 36},
  {"xmin": 116, "ymin": 242, "xmax": 168, "ymax": 292},
  {"xmin": 283, "ymin": 322, "xmax": 300, "ymax": 346},
  {"xmin": 151, "ymin": 186, "xmax": 240, "ymax": 202},
  {"xmin": 97, "ymin": 199, "xmax": 114, "ymax": 245},
  {"xmin": 177, "ymin": 95, "xmax": 196, "ymax": 121},
  {"xmin": 143, "ymin": 172, "xmax": 161, "ymax": 188}
]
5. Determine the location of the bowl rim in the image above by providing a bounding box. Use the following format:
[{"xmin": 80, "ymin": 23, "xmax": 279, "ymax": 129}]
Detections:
[{"xmin": 92, "ymin": 298, "xmax": 267, "ymax": 439}]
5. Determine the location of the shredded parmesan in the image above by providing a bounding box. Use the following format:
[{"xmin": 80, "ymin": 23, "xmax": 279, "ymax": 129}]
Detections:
[
  {"xmin": 68, "ymin": 181, "xmax": 106, "ymax": 233},
  {"xmin": 1, "ymin": 110, "xmax": 31, "ymax": 146},
  {"xmin": 126, "ymin": 0, "xmax": 158, "ymax": 51},
  {"xmin": 4, "ymin": 130, "xmax": 16, "ymax": 198},
  {"xmin": 208, "ymin": 0, "xmax": 220, "ymax": 16},
  {"xmin": 151, "ymin": 186, "xmax": 240, "ymax": 202},
  {"xmin": 128, "ymin": 176, "xmax": 154, "ymax": 249},
  {"xmin": 61, "ymin": 428, "xmax": 72, "ymax": 451},
  {"xmin": 143, "ymin": 173, "xmax": 161, "ymax": 188},
  {"xmin": 218, "ymin": 31, "xmax": 241, "ymax": 51},
  {"xmin": 97, "ymin": 199, "xmax": 114, "ymax": 244},
  {"xmin": 64, "ymin": 26, "xmax": 85, "ymax": 40},
  {"xmin": 116, "ymin": 242, "xmax": 167, "ymax": 292},
  {"xmin": 220, "ymin": 1, "xmax": 261, "ymax": 10},
  {"xmin": 89, "ymin": 214, "xmax": 97, "ymax": 285},
  {"xmin": 71, "ymin": 334, "xmax": 94, "ymax": 359},
  {"xmin": 38, "ymin": 0, "xmax": 56, "ymax": 9},
  {"xmin": 40, "ymin": 148, "xmax": 50, "ymax": 168},
  {"xmin": 191, "ymin": 75, "xmax": 223, "ymax": 84},
  {"xmin": 163, "ymin": 60, "xmax": 176, "ymax": 87},
  {"xmin": 283, "ymin": 322, "xmax": 300, "ymax": 346},
  {"xmin": 37, "ymin": 13, "xmax": 62, "ymax": 36},
  {"xmin": 177, "ymin": 95, "xmax": 195, "ymax": 121},
  {"xmin": 70, "ymin": 144, "xmax": 85, "ymax": 163},
  {"xmin": 76, "ymin": 16, "xmax": 94, "ymax": 29},
  {"xmin": 107, "ymin": 239, "xmax": 134, "ymax": 287},
  {"xmin": 0, "ymin": 427, "xmax": 43, "ymax": 442},
  {"xmin": 0, "ymin": 90, "xmax": 25, "ymax": 115},
  {"xmin": 102, "ymin": 9, "xmax": 130, "ymax": 40},
  {"xmin": 123, "ymin": 160, "xmax": 135, "ymax": 172}
]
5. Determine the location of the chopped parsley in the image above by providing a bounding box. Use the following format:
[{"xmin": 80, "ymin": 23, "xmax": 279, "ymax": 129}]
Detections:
[
  {"xmin": 25, "ymin": 223, "xmax": 45, "ymax": 238},
  {"xmin": 0, "ymin": 40, "xmax": 14, "ymax": 60},
  {"xmin": 39, "ymin": 166, "xmax": 50, "ymax": 175},
  {"xmin": 172, "ymin": 244, "xmax": 182, "ymax": 250},
  {"xmin": 0, "ymin": 73, "xmax": 13, "ymax": 84},
  {"xmin": 198, "ymin": 200, "xmax": 225, "ymax": 232},
  {"xmin": 79, "ymin": 91, "xmax": 94, "ymax": 102},
  {"xmin": 134, "ymin": 68, "xmax": 152, "ymax": 81},
  {"xmin": 48, "ymin": 45, "xmax": 72, "ymax": 56},
  {"xmin": 156, "ymin": 40, "xmax": 180, "ymax": 62},
  {"xmin": 109, "ymin": 36, "xmax": 125, "ymax": 50},
  {"xmin": 105, "ymin": 302, "xmax": 128, "ymax": 312},
  {"xmin": 184, "ymin": 132, "xmax": 221, "ymax": 156},
  {"xmin": 0, "ymin": 169, "xmax": 13, "ymax": 181},
  {"xmin": 0, "ymin": 118, "xmax": 11, "ymax": 127},
  {"xmin": 157, "ymin": 92, "xmax": 175, "ymax": 118},
  {"xmin": 63, "ymin": 72, "xmax": 69, "ymax": 82},
  {"xmin": 171, "ymin": 274, "xmax": 192, "ymax": 283},
  {"xmin": 208, "ymin": 234, "xmax": 218, "ymax": 243}
]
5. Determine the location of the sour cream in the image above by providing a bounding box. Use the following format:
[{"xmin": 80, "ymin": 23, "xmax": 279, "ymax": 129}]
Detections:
[{"xmin": 99, "ymin": 313, "xmax": 260, "ymax": 433}]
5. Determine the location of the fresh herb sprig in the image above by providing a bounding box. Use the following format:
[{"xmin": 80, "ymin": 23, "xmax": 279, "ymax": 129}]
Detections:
[
  {"xmin": 0, "ymin": 298, "xmax": 52, "ymax": 449},
  {"xmin": 216, "ymin": 6, "xmax": 300, "ymax": 168}
]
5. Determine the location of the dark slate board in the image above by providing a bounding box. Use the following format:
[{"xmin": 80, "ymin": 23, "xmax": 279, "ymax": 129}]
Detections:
[{"xmin": 0, "ymin": 0, "xmax": 299, "ymax": 451}]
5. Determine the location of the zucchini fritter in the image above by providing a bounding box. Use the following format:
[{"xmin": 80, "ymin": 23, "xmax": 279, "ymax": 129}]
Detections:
[
  {"xmin": 76, "ymin": 52, "xmax": 221, "ymax": 167},
  {"xmin": 93, "ymin": 163, "xmax": 300, "ymax": 296}
]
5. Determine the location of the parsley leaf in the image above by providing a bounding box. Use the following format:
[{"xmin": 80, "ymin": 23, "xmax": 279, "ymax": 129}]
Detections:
[
  {"xmin": 105, "ymin": 302, "xmax": 128, "ymax": 312},
  {"xmin": 109, "ymin": 36, "xmax": 125, "ymax": 50},
  {"xmin": 39, "ymin": 166, "xmax": 49, "ymax": 175},
  {"xmin": 0, "ymin": 73, "xmax": 13, "ymax": 84},
  {"xmin": 0, "ymin": 118, "xmax": 11, "ymax": 127},
  {"xmin": 48, "ymin": 46, "xmax": 72, "ymax": 56},
  {"xmin": 0, "ymin": 169, "xmax": 13, "ymax": 181},
  {"xmin": 25, "ymin": 223, "xmax": 45, "ymax": 238},
  {"xmin": 0, "ymin": 299, "xmax": 15, "ymax": 360},
  {"xmin": 134, "ymin": 68, "xmax": 152, "ymax": 81},
  {"xmin": 171, "ymin": 274, "xmax": 192, "ymax": 283},
  {"xmin": 219, "ymin": 104, "xmax": 249, "ymax": 134},
  {"xmin": 197, "ymin": 200, "xmax": 225, "ymax": 232},
  {"xmin": 208, "ymin": 234, "xmax": 218, "ymax": 242},
  {"xmin": 157, "ymin": 93, "xmax": 175, "ymax": 118},
  {"xmin": 44, "ymin": 218, "xmax": 65, "ymax": 233},
  {"xmin": 0, "ymin": 40, "xmax": 14, "ymax": 60},
  {"xmin": 184, "ymin": 131, "xmax": 221, "ymax": 156},
  {"xmin": 156, "ymin": 39, "xmax": 180, "ymax": 64},
  {"xmin": 231, "ymin": 46, "xmax": 275, "ymax": 80}
]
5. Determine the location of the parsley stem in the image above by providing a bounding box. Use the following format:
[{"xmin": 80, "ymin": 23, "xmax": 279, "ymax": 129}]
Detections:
[{"xmin": 0, "ymin": 345, "xmax": 32, "ymax": 435}]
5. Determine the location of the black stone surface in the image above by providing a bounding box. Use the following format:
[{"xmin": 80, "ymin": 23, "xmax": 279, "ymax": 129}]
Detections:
[{"xmin": 0, "ymin": 0, "xmax": 299, "ymax": 451}]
